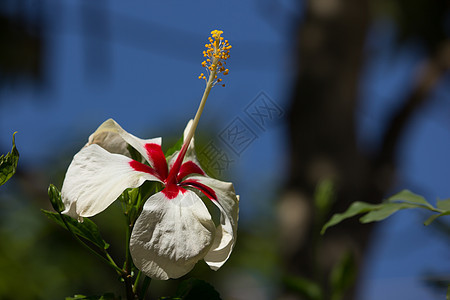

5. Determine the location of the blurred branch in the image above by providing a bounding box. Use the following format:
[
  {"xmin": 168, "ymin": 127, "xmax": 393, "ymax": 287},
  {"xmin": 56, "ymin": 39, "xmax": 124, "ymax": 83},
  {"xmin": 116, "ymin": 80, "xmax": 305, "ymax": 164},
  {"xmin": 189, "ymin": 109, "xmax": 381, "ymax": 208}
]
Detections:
[{"xmin": 377, "ymin": 39, "xmax": 450, "ymax": 165}]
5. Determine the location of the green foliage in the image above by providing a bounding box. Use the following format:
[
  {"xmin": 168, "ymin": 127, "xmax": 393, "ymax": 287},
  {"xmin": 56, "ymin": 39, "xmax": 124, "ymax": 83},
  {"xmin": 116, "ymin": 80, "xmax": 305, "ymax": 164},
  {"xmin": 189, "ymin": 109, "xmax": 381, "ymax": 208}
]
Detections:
[
  {"xmin": 437, "ymin": 198, "xmax": 450, "ymax": 211},
  {"xmin": 42, "ymin": 209, "xmax": 110, "ymax": 250},
  {"xmin": 321, "ymin": 190, "xmax": 450, "ymax": 234},
  {"xmin": 329, "ymin": 252, "xmax": 356, "ymax": 300},
  {"xmin": 66, "ymin": 293, "xmax": 119, "ymax": 300},
  {"xmin": 283, "ymin": 276, "xmax": 323, "ymax": 300},
  {"xmin": 48, "ymin": 183, "xmax": 65, "ymax": 213},
  {"xmin": 314, "ymin": 179, "xmax": 335, "ymax": 218},
  {"xmin": 118, "ymin": 182, "xmax": 160, "ymax": 226},
  {"xmin": 127, "ymin": 144, "xmax": 143, "ymax": 162},
  {"xmin": 43, "ymin": 186, "xmax": 109, "ymax": 250},
  {"xmin": 321, "ymin": 202, "xmax": 378, "ymax": 234},
  {"xmin": 282, "ymin": 180, "xmax": 357, "ymax": 300},
  {"xmin": 0, "ymin": 132, "xmax": 19, "ymax": 186},
  {"xmin": 165, "ymin": 136, "xmax": 184, "ymax": 158},
  {"xmin": 159, "ymin": 278, "xmax": 221, "ymax": 300}
]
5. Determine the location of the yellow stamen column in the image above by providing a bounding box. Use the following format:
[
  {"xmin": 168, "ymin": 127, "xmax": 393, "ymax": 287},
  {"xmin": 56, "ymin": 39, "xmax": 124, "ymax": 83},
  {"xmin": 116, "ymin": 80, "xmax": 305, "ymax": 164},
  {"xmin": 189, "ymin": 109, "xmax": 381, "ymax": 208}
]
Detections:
[
  {"xmin": 166, "ymin": 30, "xmax": 231, "ymax": 184},
  {"xmin": 186, "ymin": 30, "xmax": 231, "ymax": 147}
]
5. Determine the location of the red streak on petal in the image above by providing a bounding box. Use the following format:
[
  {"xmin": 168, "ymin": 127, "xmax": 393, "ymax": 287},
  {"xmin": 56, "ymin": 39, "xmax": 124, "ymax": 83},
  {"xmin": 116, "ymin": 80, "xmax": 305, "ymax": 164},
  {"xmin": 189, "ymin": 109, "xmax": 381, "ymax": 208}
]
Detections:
[
  {"xmin": 166, "ymin": 142, "xmax": 189, "ymax": 185},
  {"xmin": 162, "ymin": 184, "xmax": 186, "ymax": 199},
  {"xmin": 145, "ymin": 143, "xmax": 168, "ymax": 180},
  {"xmin": 129, "ymin": 160, "xmax": 160, "ymax": 179},
  {"xmin": 181, "ymin": 179, "xmax": 217, "ymax": 201},
  {"xmin": 177, "ymin": 161, "xmax": 205, "ymax": 182}
]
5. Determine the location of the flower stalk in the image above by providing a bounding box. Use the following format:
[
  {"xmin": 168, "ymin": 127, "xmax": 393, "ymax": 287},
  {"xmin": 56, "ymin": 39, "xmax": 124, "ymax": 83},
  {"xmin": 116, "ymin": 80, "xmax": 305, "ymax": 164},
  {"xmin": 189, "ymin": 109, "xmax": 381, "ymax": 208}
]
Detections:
[{"xmin": 168, "ymin": 30, "xmax": 231, "ymax": 185}]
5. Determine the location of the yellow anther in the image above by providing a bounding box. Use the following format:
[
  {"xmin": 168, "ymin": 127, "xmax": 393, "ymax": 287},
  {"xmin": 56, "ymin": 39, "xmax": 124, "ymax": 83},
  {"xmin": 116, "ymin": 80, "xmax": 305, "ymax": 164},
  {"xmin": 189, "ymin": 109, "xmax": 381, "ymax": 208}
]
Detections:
[{"xmin": 200, "ymin": 30, "xmax": 231, "ymax": 86}]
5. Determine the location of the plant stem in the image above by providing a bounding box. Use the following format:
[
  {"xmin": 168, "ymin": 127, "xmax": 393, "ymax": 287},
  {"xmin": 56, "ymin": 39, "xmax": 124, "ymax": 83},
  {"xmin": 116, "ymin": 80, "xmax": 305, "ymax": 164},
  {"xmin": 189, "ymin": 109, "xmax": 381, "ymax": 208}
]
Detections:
[
  {"xmin": 133, "ymin": 270, "xmax": 142, "ymax": 294},
  {"xmin": 124, "ymin": 275, "xmax": 136, "ymax": 300},
  {"xmin": 139, "ymin": 276, "xmax": 152, "ymax": 300},
  {"xmin": 123, "ymin": 190, "xmax": 140, "ymax": 299}
]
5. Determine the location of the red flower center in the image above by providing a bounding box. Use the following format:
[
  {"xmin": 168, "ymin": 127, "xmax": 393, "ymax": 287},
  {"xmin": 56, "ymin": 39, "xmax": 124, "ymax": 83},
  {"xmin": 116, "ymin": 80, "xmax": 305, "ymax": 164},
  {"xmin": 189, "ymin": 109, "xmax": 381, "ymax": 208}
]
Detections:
[{"xmin": 129, "ymin": 142, "xmax": 216, "ymax": 200}]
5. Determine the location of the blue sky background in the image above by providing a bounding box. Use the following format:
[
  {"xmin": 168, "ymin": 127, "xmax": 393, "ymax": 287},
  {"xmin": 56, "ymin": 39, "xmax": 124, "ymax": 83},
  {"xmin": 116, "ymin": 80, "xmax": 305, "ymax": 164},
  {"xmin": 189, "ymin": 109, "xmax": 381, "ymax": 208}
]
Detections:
[{"xmin": 1, "ymin": 1, "xmax": 449, "ymax": 299}]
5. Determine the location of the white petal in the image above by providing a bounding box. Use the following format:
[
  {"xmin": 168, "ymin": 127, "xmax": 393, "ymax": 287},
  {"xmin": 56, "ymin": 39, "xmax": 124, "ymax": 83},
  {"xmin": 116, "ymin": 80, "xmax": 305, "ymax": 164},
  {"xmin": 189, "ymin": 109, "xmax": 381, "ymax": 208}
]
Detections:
[
  {"xmin": 88, "ymin": 119, "xmax": 164, "ymax": 169},
  {"xmin": 61, "ymin": 144, "xmax": 160, "ymax": 219},
  {"xmin": 184, "ymin": 176, "xmax": 239, "ymax": 270},
  {"xmin": 130, "ymin": 190, "xmax": 216, "ymax": 280},
  {"xmin": 86, "ymin": 118, "xmax": 131, "ymax": 157}
]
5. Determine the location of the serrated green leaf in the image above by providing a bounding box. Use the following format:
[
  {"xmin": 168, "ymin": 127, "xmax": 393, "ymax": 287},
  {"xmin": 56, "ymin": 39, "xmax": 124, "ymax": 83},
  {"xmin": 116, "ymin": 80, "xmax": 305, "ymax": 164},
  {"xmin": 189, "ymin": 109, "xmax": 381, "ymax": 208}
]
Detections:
[
  {"xmin": 424, "ymin": 211, "xmax": 450, "ymax": 226},
  {"xmin": 175, "ymin": 278, "xmax": 221, "ymax": 300},
  {"xmin": 283, "ymin": 275, "xmax": 322, "ymax": 300},
  {"xmin": 437, "ymin": 199, "xmax": 450, "ymax": 212},
  {"xmin": 387, "ymin": 189, "xmax": 433, "ymax": 209},
  {"xmin": 42, "ymin": 210, "xmax": 109, "ymax": 250},
  {"xmin": 359, "ymin": 202, "xmax": 417, "ymax": 223},
  {"xmin": 0, "ymin": 132, "xmax": 19, "ymax": 186},
  {"xmin": 321, "ymin": 202, "xmax": 380, "ymax": 234}
]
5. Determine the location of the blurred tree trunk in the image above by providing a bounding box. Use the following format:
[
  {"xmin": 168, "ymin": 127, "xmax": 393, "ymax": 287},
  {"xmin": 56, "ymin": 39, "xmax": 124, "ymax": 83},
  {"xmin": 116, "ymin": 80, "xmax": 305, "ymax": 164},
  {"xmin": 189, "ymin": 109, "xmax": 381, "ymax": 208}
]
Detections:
[
  {"xmin": 281, "ymin": 0, "xmax": 373, "ymax": 295},
  {"xmin": 280, "ymin": 0, "xmax": 450, "ymax": 298}
]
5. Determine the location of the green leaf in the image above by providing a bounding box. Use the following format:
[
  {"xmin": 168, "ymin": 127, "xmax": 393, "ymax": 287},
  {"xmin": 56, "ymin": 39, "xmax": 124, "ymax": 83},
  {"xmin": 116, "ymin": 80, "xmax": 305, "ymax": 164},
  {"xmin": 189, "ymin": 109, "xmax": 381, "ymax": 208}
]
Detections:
[
  {"xmin": 174, "ymin": 278, "xmax": 221, "ymax": 300},
  {"xmin": 386, "ymin": 189, "xmax": 433, "ymax": 209},
  {"xmin": 48, "ymin": 184, "xmax": 65, "ymax": 213},
  {"xmin": 42, "ymin": 210, "xmax": 109, "ymax": 250},
  {"xmin": 165, "ymin": 136, "xmax": 184, "ymax": 158},
  {"xmin": 283, "ymin": 275, "xmax": 322, "ymax": 300},
  {"xmin": 424, "ymin": 211, "xmax": 450, "ymax": 226},
  {"xmin": 314, "ymin": 179, "xmax": 335, "ymax": 215},
  {"xmin": 0, "ymin": 132, "xmax": 19, "ymax": 186},
  {"xmin": 321, "ymin": 202, "xmax": 380, "ymax": 234},
  {"xmin": 329, "ymin": 252, "xmax": 356, "ymax": 300},
  {"xmin": 359, "ymin": 202, "xmax": 417, "ymax": 223},
  {"xmin": 437, "ymin": 199, "xmax": 450, "ymax": 212},
  {"xmin": 127, "ymin": 144, "xmax": 142, "ymax": 162}
]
